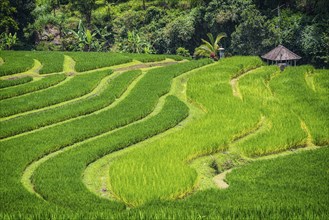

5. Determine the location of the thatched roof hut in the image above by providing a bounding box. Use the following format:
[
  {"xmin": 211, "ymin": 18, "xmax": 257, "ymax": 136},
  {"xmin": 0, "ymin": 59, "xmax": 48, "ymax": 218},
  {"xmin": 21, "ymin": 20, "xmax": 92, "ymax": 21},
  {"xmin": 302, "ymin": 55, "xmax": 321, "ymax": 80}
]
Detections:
[{"xmin": 261, "ymin": 45, "xmax": 301, "ymax": 66}]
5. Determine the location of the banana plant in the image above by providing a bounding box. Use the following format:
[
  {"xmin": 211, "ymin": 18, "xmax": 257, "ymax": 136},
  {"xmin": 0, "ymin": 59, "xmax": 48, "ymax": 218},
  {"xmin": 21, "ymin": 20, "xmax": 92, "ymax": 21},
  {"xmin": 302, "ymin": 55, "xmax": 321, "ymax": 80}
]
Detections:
[
  {"xmin": 69, "ymin": 20, "xmax": 96, "ymax": 51},
  {"xmin": 0, "ymin": 33, "xmax": 17, "ymax": 50}
]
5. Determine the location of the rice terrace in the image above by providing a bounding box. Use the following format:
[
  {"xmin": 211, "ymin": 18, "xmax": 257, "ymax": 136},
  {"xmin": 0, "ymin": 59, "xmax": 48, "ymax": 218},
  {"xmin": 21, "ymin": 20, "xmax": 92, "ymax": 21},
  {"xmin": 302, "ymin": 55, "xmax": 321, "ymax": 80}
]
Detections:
[
  {"xmin": 1, "ymin": 0, "xmax": 329, "ymax": 219},
  {"xmin": 0, "ymin": 50, "xmax": 328, "ymax": 219}
]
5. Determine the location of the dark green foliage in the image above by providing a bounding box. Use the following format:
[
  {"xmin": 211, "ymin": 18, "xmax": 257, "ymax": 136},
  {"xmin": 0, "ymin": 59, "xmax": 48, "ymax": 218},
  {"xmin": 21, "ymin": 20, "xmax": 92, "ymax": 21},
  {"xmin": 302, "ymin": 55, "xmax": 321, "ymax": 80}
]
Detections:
[
  {"xmin": 176, "ymin": 47, "xmax": 190, "ymax": 57},
  {"xmin": 0, "ymin": 0, "xmax": 18, "ymax": 33},
  {"xmin": 70, "ymin": 0, "xmax": 96, "ymax": 25},
  {"xmin": 0, "ymin": 74, "xmax": 66, "ymax": 100},
  {"xmin": 9, "ymin": 0, "xmax": 36, "ymax": 39},
  {"xmin": 0, "ymin": 76, "xmax": 33, "ymax": 89},
  {"xmin": 3, "ymin": 0, "xmax": 328, "ymax": 66},
  {"xmin": 231, "ymin": 7, "xmax": 268, "ymax": 55}
]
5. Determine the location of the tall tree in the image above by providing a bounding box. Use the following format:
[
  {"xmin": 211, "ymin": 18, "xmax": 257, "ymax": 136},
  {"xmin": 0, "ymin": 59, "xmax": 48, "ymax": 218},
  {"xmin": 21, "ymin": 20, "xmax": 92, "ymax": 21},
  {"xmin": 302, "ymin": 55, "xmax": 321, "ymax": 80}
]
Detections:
[
  {"xmin": 70, "ymin": 0, "xmax": 96, "ymax": 26},
  {"xmin": 0, "ymin": 0, "xmax": 18, "ymax": 33},
  {"xmin": 230, "ymin": 7, "xmax": 268, "ymax": 55},
  {"xmin": 10, "ymin": 0, "xmax": 36, "ymax": 38}
]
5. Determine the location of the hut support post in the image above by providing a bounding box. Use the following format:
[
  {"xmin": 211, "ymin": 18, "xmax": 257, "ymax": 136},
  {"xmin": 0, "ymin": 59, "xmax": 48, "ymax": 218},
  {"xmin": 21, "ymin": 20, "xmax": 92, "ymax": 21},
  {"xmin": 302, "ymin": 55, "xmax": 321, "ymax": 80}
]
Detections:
[{"xmin": 294, "ymin": 60, "xmax": 296, "ymax": 66}]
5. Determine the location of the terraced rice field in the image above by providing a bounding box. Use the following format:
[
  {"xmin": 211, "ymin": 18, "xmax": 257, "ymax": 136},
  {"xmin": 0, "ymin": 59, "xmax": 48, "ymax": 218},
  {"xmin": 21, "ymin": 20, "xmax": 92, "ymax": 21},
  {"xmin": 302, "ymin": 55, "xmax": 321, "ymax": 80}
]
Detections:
[{"xmin": 0, "ymin": 51, "xmax": 328, "ymax": 219}]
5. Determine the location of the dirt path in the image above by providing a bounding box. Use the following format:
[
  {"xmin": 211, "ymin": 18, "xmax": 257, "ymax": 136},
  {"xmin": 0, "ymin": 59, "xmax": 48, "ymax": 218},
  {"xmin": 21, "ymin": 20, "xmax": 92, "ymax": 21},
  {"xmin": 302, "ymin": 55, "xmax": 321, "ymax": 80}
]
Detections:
[
  {"xmin": 210, "ymin": 117, "xmax": 317, "ymax": 190},
  {"xmin": 213, "ymin": 169, "xmax": 232, "ymax": 189},
  {"xmin": 304, "ymin": 73, "xmax": 316, "ymax": 92},
  {"xmin": 114, "ymin": 61, "xmax": 178, "ymax": 72},
  {"xmin": 190, "ymin": 116, "xmax": 268, "ymax": 189},
  {"xmin": 230, "ymin": 68, "xmax": 261, "ymax": 99}
]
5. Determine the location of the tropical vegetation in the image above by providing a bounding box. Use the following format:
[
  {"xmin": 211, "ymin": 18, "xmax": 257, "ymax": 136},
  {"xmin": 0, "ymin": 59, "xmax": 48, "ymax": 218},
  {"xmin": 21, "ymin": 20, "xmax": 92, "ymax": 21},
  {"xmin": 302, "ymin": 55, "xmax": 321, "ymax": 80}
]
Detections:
[{"xmin": 0, "ymin": 0, "xmax": 328, "ymax": 67}]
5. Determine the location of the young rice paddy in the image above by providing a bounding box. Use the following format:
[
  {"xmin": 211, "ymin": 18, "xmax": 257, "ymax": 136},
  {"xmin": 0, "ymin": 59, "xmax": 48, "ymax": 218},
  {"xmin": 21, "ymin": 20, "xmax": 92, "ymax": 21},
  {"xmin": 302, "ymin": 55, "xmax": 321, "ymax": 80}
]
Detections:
[{"xmin": 0, "ymin": 51, "xmax": 328, "ymax": 219}]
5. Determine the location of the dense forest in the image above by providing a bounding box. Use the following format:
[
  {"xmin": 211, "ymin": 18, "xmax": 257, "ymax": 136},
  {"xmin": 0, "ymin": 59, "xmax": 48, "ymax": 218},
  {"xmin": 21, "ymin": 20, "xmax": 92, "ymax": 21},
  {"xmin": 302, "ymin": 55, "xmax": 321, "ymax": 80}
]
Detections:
[{"xmin": 1, "ymin": 0, "xmax": 328, "ymax": 67}]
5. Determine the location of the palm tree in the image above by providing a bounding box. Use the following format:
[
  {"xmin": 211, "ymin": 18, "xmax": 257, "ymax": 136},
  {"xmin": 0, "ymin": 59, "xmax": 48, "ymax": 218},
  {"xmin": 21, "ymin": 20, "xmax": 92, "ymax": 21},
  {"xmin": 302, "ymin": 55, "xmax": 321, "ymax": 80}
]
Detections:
[{"xmin": 194, "ymin": 32, "xmax": 227, "ymax": 60}]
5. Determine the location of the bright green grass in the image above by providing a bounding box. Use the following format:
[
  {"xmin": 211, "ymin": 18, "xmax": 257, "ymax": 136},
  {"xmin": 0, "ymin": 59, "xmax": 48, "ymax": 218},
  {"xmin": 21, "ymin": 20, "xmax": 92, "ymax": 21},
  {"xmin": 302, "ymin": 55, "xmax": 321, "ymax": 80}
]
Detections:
[
  {"xmin": 234, "ymin": 66, "xmax": 307, "ymax": 156},
  {"xmin": 0, "ymin": 74, "xmax": 66, "ymax": 100},
  {"xmin": 33, "ymin": 95, "xmax": 189, "ymax": 211},
  {"xmin": 0, "ymin": 52, "xmax": 327, "ymax": 219},
  {"xmin": 0, "ymin": 71, "xmax": 109, "ymax": 118},
  {"xmin": 270, "ymin": 66, "xmax": 329, "ymax": 146},
  {"xmin": 0, "ymin": 59, "xmax": 210, "ymax": 217},
  {"xmin": 0, "ymin": 70, "xmax": 141, "ymax": 139},
  {"xmin": 108, "ymin": 57, "xmax": 264, "ymax": 206},
  {"xmin": 0, "ymin": 76, "xmax": 33, "ymax": 89},
  {"xmin": 66, "ymin": 52, "xmax": 133, "ymax": 72},
  {"xmin": 0, "ymin": 51, "xmax": 65, "ymax": 75},
  {"xmin": 28, "ymin": 51, "xmax": 65, "ymax": 74},
  {"xmin": 0, "ymin": 51, "xmax": 34, "ymax": 76},
  {"xmin": 119, "ymin": 147, "xmax": 328, "ymax": 219}
]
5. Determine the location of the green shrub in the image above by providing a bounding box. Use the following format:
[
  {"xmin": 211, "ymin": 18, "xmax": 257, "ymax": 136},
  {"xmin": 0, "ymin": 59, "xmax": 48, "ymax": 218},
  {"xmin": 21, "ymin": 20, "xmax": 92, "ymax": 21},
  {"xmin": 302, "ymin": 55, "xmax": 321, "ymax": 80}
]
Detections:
[{"xmin": 176, "ymin": 47, "xmax": 190, "ymax": 57}]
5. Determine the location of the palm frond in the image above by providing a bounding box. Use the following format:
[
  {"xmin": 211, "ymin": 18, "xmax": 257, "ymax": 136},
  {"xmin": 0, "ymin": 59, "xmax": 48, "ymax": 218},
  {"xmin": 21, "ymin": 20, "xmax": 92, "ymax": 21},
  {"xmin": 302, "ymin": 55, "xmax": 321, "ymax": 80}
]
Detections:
[
  {"xmin": 207, "ymin": 33, "xmax": 215, "ymax": 46},
  {"xmin": 201, "ymin": 39, "xmax": 214, "ymax": 51},
  {"xmin": 214, "ymin": 32, "xmax": 227, "ymax": 48}
]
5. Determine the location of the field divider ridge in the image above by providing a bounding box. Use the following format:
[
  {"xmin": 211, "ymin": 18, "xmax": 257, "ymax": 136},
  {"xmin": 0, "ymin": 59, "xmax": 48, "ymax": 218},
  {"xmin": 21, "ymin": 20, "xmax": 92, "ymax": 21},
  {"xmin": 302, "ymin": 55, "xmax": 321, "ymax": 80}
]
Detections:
[
  {"xmin": 83, "ymin": 62, "xmax": 218, "ymax": 201},
  {"xmin": 22, "ymin": 60, "xmax": 211, "ymax": 205},
  {"xmin": 21, "ymin": 75, "xmax": 175, "ymax": 199},
  {"xmin": 0, "ymin": 71, "xmax": 144, "ymax": 141},
  {"xmin": 0, "ymin": 74, "xmax": 67, "ymax": 101},
  {"xmin": 0, "ymin": 76, "xmax": 74, "ymax": 121},
  {"xmin": 189, "ymin": 115, "xmax": 267, "ymax": 190},
  {"xmin": 0, "ymin": 59, "xmax": 42, "ymax": 80},
  {"xmin": 230, "ymin": 67, "xmax": 263, "ymax": 100},
  {"xmin": 63, "ymin": 55, "xmax": 76, "ymax": 75},
  {"xmin": 304, "ymin": 71, "xmax": 316, "ymax": 92}
]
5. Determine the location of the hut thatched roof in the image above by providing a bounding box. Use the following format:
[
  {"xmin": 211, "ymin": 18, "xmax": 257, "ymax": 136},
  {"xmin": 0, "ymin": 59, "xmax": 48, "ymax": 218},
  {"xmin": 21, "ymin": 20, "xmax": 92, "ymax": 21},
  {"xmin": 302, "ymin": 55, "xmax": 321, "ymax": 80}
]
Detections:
[{"xmin": 261, "ymin": 45, "xmax": 301, "ymax": 61}]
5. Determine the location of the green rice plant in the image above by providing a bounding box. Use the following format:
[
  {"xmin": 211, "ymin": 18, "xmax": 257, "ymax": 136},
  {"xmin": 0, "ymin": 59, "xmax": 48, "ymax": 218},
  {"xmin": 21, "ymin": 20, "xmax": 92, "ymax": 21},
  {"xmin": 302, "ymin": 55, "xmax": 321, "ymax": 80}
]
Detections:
[
  {"xmin": 0, "ymin": 55, "xmax": 327, "ymax": 219},
  {"xmin": 235, "ymin": 66, "xmax": 307, "ymax": 156},
  {"xmin": 27, "ymin": 51, "xmax": 65, "ymax": 74},
  {"xmin": 66, "ymin": 52, "xmax": 133, "ymax": 72},
  {"xmin": 0, "ymin": 70, "xmax": 141, "ymax": 139},
  {"xmin": 108, "ymin": 56, "xmax": 264, "ymax": 206},
  {"xmin": 270, "ymin": 66, "xmax": 329, "ymax": 146},
  {"xmin": 0, "ymin": 60, "xmax": 210, "ymax": 216},
  {"xmin": 0, "ymin": 71, "xmax": 109, "ymax": 118},
  {"xmin": 33, "ymin": 95, "xmax": 189, "ymax": 211},
  {"xmin": 113, "ymin": 147, "xmax": 328, "ymax": 219},
  {"xmin": 0, "ymin": 76, "xmax": 33, "ymax": 89},
  {"xmin": 0, "ymin": 51, "xmax": 34, "ymax": 76},
  {"xmin": 0, "ymin": 74, "xmax": 66, "ymax": 100}
]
